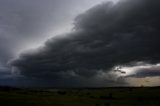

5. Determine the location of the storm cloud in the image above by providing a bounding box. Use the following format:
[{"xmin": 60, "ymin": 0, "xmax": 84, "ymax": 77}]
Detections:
[
  {"xmin": 10, "ymin": 0, "xmax": 160, "ymax": 87},
  {"xmin": 0, "ymin": 0, "xmax": 109, "ymax": 86},
  {"xmin": 0, "ymin": 0, "xmax": 107, "ymax": 61}
]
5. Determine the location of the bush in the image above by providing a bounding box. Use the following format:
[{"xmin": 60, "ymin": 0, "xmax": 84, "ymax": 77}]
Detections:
[{"xmin": 57, "ymin": 91, "xmax": 66, "ymax": 95}]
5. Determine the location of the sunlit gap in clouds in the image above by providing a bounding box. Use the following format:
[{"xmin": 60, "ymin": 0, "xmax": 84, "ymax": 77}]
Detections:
[{"xmin": 113, "ymin": 62, "xmax": 160, "ymax": 77}]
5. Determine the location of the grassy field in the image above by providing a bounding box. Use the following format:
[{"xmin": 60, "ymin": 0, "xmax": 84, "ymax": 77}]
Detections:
[{"xmin": 0, "ymin": 87, "xmax": 160, "ymax": 106}]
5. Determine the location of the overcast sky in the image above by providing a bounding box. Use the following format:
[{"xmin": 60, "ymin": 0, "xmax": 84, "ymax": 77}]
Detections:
[{"xmin": 0, "ymin": 0, "xmax": 160, "ymax": 87}]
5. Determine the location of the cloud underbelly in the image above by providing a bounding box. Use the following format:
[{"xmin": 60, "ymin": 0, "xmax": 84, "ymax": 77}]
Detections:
[{"xmin": 10, "ymin": 0, "xmax": 160, "ymax": 87}]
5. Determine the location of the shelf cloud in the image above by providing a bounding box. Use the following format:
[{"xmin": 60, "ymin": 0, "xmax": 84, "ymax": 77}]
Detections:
[{"xmin": 8, "ymin": 0, "xmax": 160, "ymax": 87}]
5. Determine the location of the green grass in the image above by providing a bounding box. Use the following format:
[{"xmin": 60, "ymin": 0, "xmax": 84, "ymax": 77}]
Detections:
[{"xmin": 0, "ymin": 87, "xmax": 160, "ymax": 106}]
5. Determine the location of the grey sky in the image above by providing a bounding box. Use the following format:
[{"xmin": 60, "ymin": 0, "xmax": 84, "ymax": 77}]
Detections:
[
  {"xmin": 0, "ymin": 0, "xmax": 119, "ymax": 86},
  {"xmin": 1, "ymin": 0, "xmax": 160, "ymax": 87},
  {"xmin": 0, "ymin": 0, "xmax": 116, "ymax": 58}
]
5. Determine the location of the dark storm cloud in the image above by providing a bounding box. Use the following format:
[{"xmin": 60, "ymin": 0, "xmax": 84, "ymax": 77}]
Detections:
[
  {"xmin": 0, "ymin": 65, "xmax": 13, "ymax": 86},
  {"xmin": 0, "ymin": 66, "xmax": 11, "ymax": 78},
  {"xmin": 0, "ymin": 0, "xmax": 101, "ymax": 62},
  {"xmin": 0, "ymin": 0, "xmax": 109, "ymax": 86},
  {"xmin": 0, "ymin": 0, "xmax": 75, "ymax": 85},
  {"xmin": 10, "ymin": 0, "xmax": 160, "ymax": 87}
]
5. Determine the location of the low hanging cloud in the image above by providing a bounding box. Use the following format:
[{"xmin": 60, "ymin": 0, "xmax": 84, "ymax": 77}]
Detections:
[
  {"xmin": 10, "ymin": 0, "xmax": 160, "ymax": 87},
  {"xmin": 0, "ymin": 0, "xmax": 106, "ymax": 63}
]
